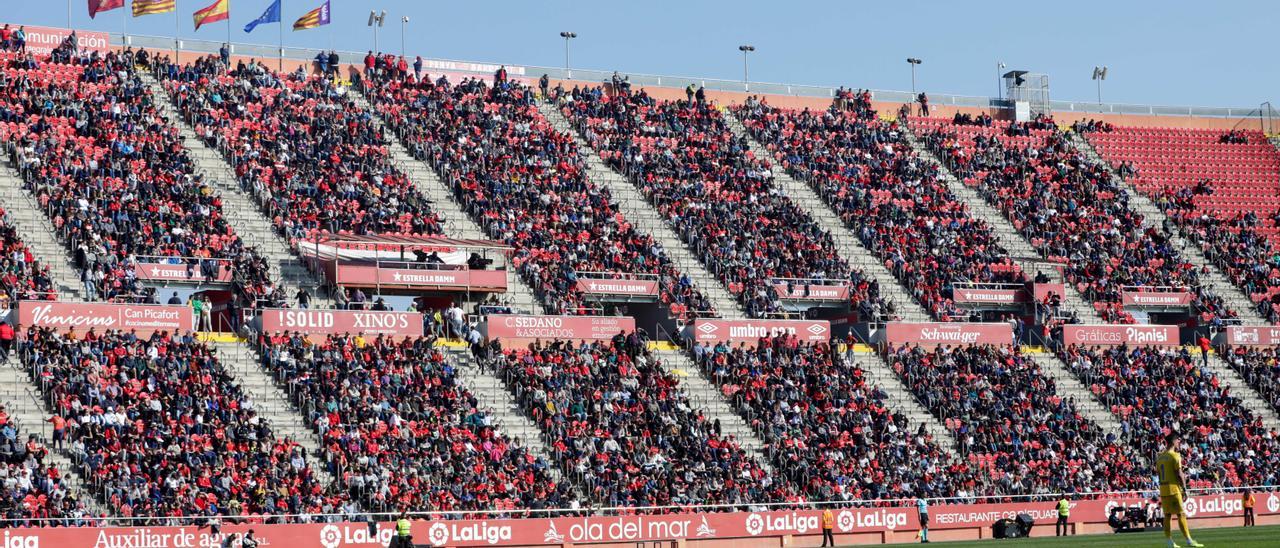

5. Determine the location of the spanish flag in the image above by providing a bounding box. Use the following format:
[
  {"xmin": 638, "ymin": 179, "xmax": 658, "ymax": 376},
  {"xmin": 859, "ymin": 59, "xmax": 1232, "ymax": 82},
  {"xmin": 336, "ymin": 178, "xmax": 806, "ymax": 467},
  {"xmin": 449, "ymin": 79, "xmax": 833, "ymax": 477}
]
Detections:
[
  {"xmin": 193, "ymin": 0, "xmax": 230, "ymax": 30},
  {"xmin": 133, "ymin": 0, "xmax": 176, "ymax": 17},
  {"xmin": 292, "ymin": 0, "xmax": 331, "ymax": 31}
]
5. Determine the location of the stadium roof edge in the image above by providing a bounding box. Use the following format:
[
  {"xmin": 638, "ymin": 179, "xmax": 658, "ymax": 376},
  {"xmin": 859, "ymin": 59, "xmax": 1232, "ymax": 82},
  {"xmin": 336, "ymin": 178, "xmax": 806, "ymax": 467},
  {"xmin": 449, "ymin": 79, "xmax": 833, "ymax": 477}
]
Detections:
[{"xmin": 105, "ymin": 30, "xmax": 1269, "ymax": 120}]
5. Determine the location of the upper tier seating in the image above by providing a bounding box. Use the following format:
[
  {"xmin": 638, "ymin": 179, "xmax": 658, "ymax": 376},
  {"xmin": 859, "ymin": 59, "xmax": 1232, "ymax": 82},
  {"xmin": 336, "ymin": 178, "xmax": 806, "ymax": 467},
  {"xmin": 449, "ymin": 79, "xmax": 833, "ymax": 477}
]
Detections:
[
  {"xmin": 912, "ymin": 116, "xmax": 1238, "ymax": 324},
  {"xmin": 359, "ymin": 71, "xmax": 715, "ymax": 320},
  {"xmin": 735, "ymin": 99, "xmax": 1026, "ymax": 321},
  {"xmin": 560, "ymin": 86, "xmax": 893, "ymax": 320},
  {"xmin": 1086, "ymin": 125, "xmax": 1280, "ymax": 322},
  {"xmin": 2, "ymin": 49, "xmax": 269, "ymax": 305}
]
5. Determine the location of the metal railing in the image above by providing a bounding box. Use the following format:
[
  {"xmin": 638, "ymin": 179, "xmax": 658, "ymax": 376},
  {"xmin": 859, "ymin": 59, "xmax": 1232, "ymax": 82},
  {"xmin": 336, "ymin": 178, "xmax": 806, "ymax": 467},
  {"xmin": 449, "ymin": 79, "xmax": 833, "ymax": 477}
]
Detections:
[{"xmin": 110, "ymin": 32, "xmax": 1269, "ymax": 119}]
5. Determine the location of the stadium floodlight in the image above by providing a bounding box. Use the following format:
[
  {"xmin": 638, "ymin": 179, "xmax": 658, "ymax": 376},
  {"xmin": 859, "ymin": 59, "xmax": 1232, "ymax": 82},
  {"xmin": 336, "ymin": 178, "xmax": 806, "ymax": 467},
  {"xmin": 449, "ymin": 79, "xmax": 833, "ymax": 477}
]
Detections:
[
  {"xmin": 560, "ymin": 31, "xmax": 578, "ymax": 79},
  {"xmin": 400, "ymin": 16, "xmax": 410, "ymax": 59},
  {"xmin": 997, "ymin": 62, "xmax": 1007, "ymax": 101},
  {"xmin": 906, "ymin": 58, "xmax": 923, "ymax": 95},
  {"xmin": 368, "ymin": 10, "xmax": 387, "ymax": 54},
  {"xmin": 1092, "ymin": 66, "xmax": 1108, "ymax": 106},
  {"xmin": 739, "ymin": 45, "xmax": 755, "ymax": 91}
]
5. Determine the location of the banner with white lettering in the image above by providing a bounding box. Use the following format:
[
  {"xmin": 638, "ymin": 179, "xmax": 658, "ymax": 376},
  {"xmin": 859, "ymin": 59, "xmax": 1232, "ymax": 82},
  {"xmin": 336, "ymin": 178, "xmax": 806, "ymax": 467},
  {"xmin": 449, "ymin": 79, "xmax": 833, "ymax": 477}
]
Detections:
[
  {"xmin": 335, "ymin": 265, "xmax": 508, "ymax": 291},
  {"xmin": 1062, "ymin": 324, "xmax": 1180, "ymax": 347},
  {"xmin": 884, "ymin": 322, "xmax": 1013, "ymax": 346},
  {"xmin": 259, "ymin": 308, "xmax": 424, "ymax": 339},
  {"xmin": 483, "ymin": 314, "xmax": 635, "ymax": 347},
  {"xmin": 690, "ymin": 319, "xmax": 831, "ymax": 346},
  {"xmin": 1223, "ymin": 326, "xmax": 1280, "ymax": 346},
  {"xmin": 3, "ymin": 492, "xmax": 1276, "ymax": 547},
  {"xmin": 3, "ymin": 24, "xmax": 110, "ymax": 56},
  {"xmin": 1121, "ymin": 291, "xmax": 1193, "ymax": 307},
  {"xmin": 16, "ymin": 301, "xmax": 193, "ymax": 335}
]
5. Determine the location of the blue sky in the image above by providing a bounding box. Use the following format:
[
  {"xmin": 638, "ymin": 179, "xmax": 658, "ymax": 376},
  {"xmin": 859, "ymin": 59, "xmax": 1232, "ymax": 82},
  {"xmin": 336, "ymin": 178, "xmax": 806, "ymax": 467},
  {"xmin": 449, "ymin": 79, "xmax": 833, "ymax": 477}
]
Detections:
[{"xmin": 10, "ymin": 0, "xmax": 1276, "ymax": 108}]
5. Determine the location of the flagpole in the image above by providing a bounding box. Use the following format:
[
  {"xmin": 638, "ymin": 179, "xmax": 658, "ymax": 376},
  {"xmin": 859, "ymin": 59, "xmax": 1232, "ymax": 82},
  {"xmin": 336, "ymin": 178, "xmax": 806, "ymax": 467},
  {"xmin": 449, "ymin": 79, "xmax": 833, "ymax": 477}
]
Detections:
[
  {"xmin": 226, "ymin": 2, "xmax": 232, "ymax": 57},
  {"xmin": 278, "ymin": 0, "xmax": 284, "ymax": 71},
  {"xmin": 123, "ymin": 8, "xmax": 128, "ymax": 44},
  {"xmin": 174, "ymin": 0, "xmax": 180, "ymax": 60}
]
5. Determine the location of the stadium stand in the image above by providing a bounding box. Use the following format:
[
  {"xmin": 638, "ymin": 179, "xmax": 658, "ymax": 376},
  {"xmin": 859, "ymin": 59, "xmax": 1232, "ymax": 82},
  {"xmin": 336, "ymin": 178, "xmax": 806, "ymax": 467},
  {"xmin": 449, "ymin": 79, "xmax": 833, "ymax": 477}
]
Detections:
[
  {"xmin": 20, "ymin": 327, "xmax": 336, "ymax": 522},
  {"xmin": 885, "ymin": 344, "xmax": 1146, "ymax": 494},
  {"xmin": 1, "ymin": 49, "xmax": 272, "ymax": 306},
  {"xmin": 358, "ymin": 69, "xmax": 717, "ymax": 320},
  {"xmin": 734, "ymin": 99, "xmax": 1027, "ymax": 321},
  {"xmin": 1060, "ymin": 345, "xmax": 1280, "ymax": 488},
  {"xmin": 559, "ymin": 86, "xmax": 894, "ymax": 320},
  {"xmin": 0, "ymin": 406, "xmax": 91, "ymax": 525},
  {"xmin": 1224, "ymin": 346, "xmax": 1280, "ymax": 415},
  {"xmin": 692, "ymin": 337, "xmax": 974, "ymax": 502},
  {"xmin": 1084, "ymin": 125, "xmax": 1280, "ymax": 323},
  {"xmin": 490, "ymin": 335, "xmax": 786, "ymax": 507},
  {"xmin": 259, "ymin": 332, "xmax": 571, "ymax": 514},
  {"xmin": 911, "ymin": 116, "xmax": 1241, "ymax": 325}
]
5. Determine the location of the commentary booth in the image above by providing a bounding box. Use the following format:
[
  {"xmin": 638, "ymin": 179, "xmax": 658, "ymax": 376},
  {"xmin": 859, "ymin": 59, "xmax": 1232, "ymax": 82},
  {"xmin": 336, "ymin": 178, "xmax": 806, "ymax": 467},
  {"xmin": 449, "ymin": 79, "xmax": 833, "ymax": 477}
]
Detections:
[{"xmin": 299, "ymin": 233, "xmax": 511, "ymax": 311}]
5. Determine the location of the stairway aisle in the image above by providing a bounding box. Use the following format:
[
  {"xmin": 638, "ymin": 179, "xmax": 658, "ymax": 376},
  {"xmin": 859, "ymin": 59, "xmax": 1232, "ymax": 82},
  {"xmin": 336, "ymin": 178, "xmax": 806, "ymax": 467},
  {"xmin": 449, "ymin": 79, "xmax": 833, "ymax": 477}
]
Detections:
[
  {"xmin": 723, "ymin": 114, "xmax": 930, "ymax": 322},
  {"xmin": 1068, "ymin": 132, "xmax": 1267, "ymax": 324},
  {"xmin": 142, "ymin": 72, "xmax": 334, "ymax": 309},
  {"xmin": 536, "ymin": 101, "xmax": 745, "ymax": 317},
  {"xmin": 1027, "ymin": 353, "xmax": 1124, "ymax": 435},
  {"xmin": 0, "ymin": 159, "xmax": 84, "ymax": 300},
  {"xmin": 212, "ymin": 342, "xmax": 338, "ymax": 493},
  {"xmin": 0, "ymin": 356, "xmax": 107, "ymax": 518},
  {"xmin": 653, "ymin": 350, "xmax": 773, "ymax": 469},
  {"xmin": 901, "ymin": 127, "xmax": 1105, "ymax": 323},
  {"xmin": 346, "ymin": 88, "xmax": 546, "ymax": 315},
  {"xmin": 851, "ymin": 349, "xmax": 961, "ymax": 457}
]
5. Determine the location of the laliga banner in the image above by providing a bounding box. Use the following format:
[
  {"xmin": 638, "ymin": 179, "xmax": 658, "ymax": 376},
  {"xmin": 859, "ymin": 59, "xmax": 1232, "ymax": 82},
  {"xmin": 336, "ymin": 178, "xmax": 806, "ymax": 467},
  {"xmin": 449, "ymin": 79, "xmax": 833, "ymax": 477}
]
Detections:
[
  {"xmin": 260, "ymin": 308, "xmax": 424, "ymax": 339},
  {"xmin": 1062, "ymin": 324, "xmax": 1180, "ymax": 347},
  {"xmin": 16, "ymin": 301, "xmax": 193, "ymax": 335},
  {"xmin": 1224, "ymin": 326, "xmax": 1280, "ymax": 346},
  {"xmin": 4, "ymin": 493, "xmax": 1277, "ymax": 547},
  {"xmin": 483, "ymin": 314, "xmax": 635, "ymax": 346},
  {"xmin": 691, "ymin": 319, "xmax": 830, "ymax": 346},
  {"xmin": 884, "ymin": 322, "xmax": 1013, "ymax": 346}
]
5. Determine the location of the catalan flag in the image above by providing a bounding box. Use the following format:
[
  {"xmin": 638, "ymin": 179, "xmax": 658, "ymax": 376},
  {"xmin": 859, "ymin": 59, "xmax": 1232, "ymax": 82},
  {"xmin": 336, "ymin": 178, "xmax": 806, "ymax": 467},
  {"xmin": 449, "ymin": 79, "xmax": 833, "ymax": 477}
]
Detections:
[
  {"xmin": 88, "ymin": 0, "xmax": 125, "ymax": 19},
  {"xmin": 292, "ymin": 0, "xmax": 330, "ymax": 31},
  {"xmin": 133, "ymin": 0, "xmax": 176, "ymax": 17},
  {"xmin": 193, "ymin": 0, "xmax": 230, "ymax": 30}
]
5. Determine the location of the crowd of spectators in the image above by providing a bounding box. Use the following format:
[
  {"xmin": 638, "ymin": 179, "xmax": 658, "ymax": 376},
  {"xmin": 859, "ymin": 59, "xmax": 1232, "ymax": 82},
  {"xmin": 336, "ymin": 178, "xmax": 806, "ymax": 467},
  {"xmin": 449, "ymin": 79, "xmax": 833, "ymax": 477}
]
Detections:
[
  {"xmin": 20, "ymin": 327, "xmax": 336, "ymax": 523},
  {"xmin": 914, "ymin": 116, "xmax": 1238, "ymax": 324},
  {"xmin": 693, "ymin": 335, "xmax": 975, "ymax": 503},
  {"xmin": 2, "ymin": 48, "xmax": 277, "ymax": 307},
  {"xmin": 491, "ymin": 336, "xmax": 783, "ymax": 508},
  {"xmin": 0, "ymin": 404, "xmax": 94, "ymax": 525},
  {"xmin": 260, "ymin": 332, "xmax": 570, "ymax": 514},
  {"xmin": 885, "ymin": 344, "xmax": 1146, "ymax": 495},
  {"xmin": 1223, "ymin": 346, "xmax": 1280, "ymax": 416},
  {"xmin": 359, "ymin": 69, "xmax": 716, "ymax": 320},
  {"xmin": 735, "ymin": 98, "xmax": 1025, "ymax": 320},
  {"xmin": 559, "ymin": 85, "xmax": 891, "ymax": 319},
  {"xmin": 157, "ymin": 56, "xmax": 442, "ymax": 302},
  {"xmin": 1060, "ymin": 345, "xmax": 1280, "ymax": 488},
  {"xmin": 1158, "ymin": 191, "xmax": 1280, "ymax": 322}
]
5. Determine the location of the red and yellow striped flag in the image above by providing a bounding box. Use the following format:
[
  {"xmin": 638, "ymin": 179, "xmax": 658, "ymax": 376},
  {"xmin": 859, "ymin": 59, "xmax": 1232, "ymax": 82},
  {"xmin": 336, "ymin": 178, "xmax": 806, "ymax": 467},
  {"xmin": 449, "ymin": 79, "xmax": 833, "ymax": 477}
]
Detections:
[
  {"xmin": 193, "ymin": 0, "xmax": 230, "ymax": 30},
  {"xmin": 133, "ymin": 0, "xmax": 176, "ymax": 17},
  {"xmin": 292, "ymin": 0, "xmax": 331, "ymax": 31}
]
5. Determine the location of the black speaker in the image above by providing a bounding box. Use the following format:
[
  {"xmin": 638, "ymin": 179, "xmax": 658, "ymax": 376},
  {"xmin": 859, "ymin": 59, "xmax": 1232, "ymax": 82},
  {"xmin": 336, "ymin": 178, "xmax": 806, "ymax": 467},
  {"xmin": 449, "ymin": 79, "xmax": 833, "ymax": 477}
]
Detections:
[
  {"xmin": 992, "ymin": 518, "xmax": 1016, "ymax": 539},
  {"xmin": 1016, "ymin": 513, "xmax": 1036, "ymax": 533}
]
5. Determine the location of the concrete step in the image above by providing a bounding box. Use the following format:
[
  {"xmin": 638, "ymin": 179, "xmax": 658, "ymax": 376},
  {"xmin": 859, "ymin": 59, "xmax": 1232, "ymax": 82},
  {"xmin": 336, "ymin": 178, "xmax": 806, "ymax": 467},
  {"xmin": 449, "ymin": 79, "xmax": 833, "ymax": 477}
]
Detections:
[
  {"xmin": 901, "ymin": 127, "xmax": 1105, "ymax": 323},
  {"xmin": 536, "ymin": 101, "xmax": 744, "ymax": 318},
  {"xmin": 211, "ymin": 342, "xmax": 339, "ymax": 494},
  {"xmin": 0, "ymin": 163, "xmax": 84, "ymax": 300},
  {"xmin": 849, "ymin": 351, "xmax": 961, "ymax": 457},
  {"xmin": 1068, "ymin": 132, "xmax": 1267, "ymax": 324},
  {"xmin": 346, "ymin": 87, "xmax": 546, "ymax": 315},
  {"xmin": 140, "ymin": 71, "xmax": 333, "ymax": 309},
  {"xmin": 1028, "ymin": 354, "xmax": 1124, "ymax": 436},
  {"xmin": 723, "ymin": 113, "xmax": 929, "ymax": 322},
  {"xmin": 654, "ymin": 350, "xmax": 773, "ymax": 468}
]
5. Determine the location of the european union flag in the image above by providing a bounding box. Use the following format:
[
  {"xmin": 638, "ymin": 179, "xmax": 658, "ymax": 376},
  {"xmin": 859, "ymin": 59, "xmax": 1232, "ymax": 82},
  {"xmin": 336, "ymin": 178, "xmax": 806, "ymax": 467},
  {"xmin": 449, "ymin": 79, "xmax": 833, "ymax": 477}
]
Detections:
[{"xmin": 244, "ymin": 0, "xmax": 281, "ymax": 33}]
